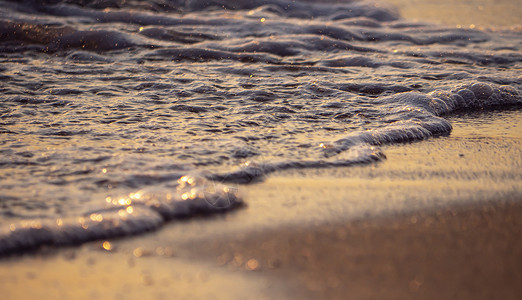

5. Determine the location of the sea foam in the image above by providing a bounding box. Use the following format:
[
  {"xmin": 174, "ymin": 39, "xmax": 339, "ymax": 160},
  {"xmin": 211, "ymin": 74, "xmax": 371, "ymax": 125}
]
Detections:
[{"xmin": 0, "ymin": 0, "xmax": 520, "ymax": 255}]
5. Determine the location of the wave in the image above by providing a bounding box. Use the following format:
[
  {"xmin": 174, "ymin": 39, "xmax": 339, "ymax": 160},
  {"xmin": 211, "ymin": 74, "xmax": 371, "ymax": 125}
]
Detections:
[
  {"xmin": 211, "ymin": 82, "xmax": 520, "ymax": 183},
  {"xmin": 0, "ymin": 0, "xmax": 520, "ymax": 255},
  {"xmin": 0, "ymin": 175, "xmax": 241, "ymax": 255}
]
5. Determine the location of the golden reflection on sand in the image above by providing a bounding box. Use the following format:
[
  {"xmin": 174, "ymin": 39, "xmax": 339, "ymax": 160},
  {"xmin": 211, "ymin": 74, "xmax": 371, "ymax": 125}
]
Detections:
[{"xmin": 381, "ymin": 0, "xmax": 521, "ymax": 28}]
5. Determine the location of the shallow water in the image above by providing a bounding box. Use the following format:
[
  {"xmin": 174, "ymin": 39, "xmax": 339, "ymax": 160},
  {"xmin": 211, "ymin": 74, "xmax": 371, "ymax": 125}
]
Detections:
[{"xmin": 0, "ymin": 0, "xmax": 521, "ymax": 255}]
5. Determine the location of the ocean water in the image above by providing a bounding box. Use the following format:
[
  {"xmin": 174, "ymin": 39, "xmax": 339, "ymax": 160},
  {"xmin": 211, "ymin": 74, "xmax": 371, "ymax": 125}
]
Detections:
[{"xmin": 0, "ymin": 0, "xmax": 520, "ymax": 255}]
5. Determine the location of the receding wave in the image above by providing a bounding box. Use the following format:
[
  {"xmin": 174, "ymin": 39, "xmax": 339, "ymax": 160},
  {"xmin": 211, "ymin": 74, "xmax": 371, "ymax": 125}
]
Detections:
[
  {"xmin": 0, "ymin": 175, "xmax": 241, "ymax": 255},
  {"xmin": 0, "ymin": 0, "xmax": 520, "ymax": 255}
]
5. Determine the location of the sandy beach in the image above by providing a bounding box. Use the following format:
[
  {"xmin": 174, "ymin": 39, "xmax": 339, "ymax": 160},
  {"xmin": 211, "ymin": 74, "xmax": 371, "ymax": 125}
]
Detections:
[
  {"xmin": 381, "ymin": 0, "xmax": 522, "ymax": 28},
  {"xmin": 315, "ymin": 0, "xmax": 522, "ymax": 28},
  {"xmin": 1, "ymin": 1, "xmax": 521, "ymax": 299},
  {"xmin": 1, "ymin": 109, "xmax": 520, "ymax": 300}
]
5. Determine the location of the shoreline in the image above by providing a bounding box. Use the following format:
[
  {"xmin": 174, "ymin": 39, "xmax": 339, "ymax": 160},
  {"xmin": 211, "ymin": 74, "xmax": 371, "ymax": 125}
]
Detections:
[
  {"xmin": 0, "ymin": 109, "xmax": 520, "ymax": 299},
  {"xmin": 382, "ymin": 0, "xmax": 522, "ymax": 28},
  {"xmin": 321, "ymin": 0, "xmax": 522, "ymax": 28},
  {"xmin": 0, "ymin": 1, "xmax": 521, "ymax": 299}
]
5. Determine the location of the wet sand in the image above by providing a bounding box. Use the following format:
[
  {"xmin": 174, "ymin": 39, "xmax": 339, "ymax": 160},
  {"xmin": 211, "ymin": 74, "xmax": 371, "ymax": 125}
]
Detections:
[
  {"xmin": 185, "ymin": 198, "xmax": 522, "ymax": 300},
  {"xmin": 323, "ymin": 0, "xmax": 522, "ymax": 28},
  {"xmin": 381, "ymin": 0, "xmax": 521, "ymax": 28},
  {"xmin": 1, "ymin": 110, "xmax": 520, "ymax": 300},
  {"xmin": 2, "ymin": 201, "xmax": 521, "ymax": 300}
]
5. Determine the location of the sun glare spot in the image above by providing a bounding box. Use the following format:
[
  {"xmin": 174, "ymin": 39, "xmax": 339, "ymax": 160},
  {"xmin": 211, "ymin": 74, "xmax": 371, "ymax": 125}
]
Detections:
[
  {"xmin": 246, "ymin": 258, "xmax": 260, "ymax": 270},
  {"xmin": 90, "ymin": 214, "xmax": 103, "ymax": 222},
  {"xmin": 129, "ymin": 192, "xmax": 142, "ymax": 200},
  {"xmin": 187, "ymin": 187, "xmax": 198, "ymax": 199},
  {"xmin": 118, "ymin": 198, "xmax": 132, "ymax": 206},
  {"xmin": 179, "ymin": 176, "xmax": 189, "ymax": 184},
  {"xmin": 102, "ymin": 241, "xmax": 112, "ymax": 251},
  {"xmin": 133, "ymin": 247, "xmax": 144, "ymax": 257}
]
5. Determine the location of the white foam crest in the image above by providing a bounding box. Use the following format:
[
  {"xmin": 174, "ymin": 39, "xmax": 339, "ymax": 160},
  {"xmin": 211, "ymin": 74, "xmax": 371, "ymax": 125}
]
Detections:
[
  {"xmin": 211, "ymin": 82, "xmax": 521, "ymax": 184},
  {"xmin": 209, "ymin": 144, "xmax": 386, "ymax": 183},
  {"xmin": 334, "ymin": 83, "xmax": 520, "ymax": 150},
  {"xmin": 0, "ymin": 175, "xmax": 241, "ymax": 256}
]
